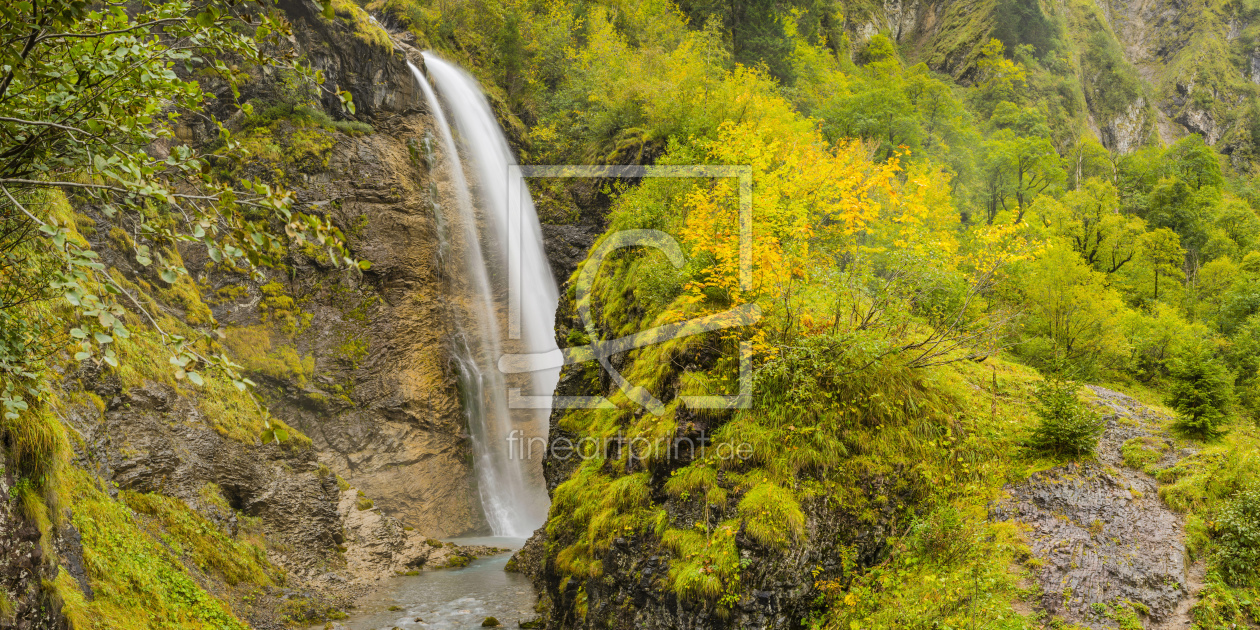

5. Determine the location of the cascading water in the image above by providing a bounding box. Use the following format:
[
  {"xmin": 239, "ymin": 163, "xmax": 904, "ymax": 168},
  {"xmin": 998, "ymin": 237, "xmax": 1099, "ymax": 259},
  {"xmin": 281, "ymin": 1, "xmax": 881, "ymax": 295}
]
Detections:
[{"xmin": 408, "ymin": 56, "xmax": 558, "ymax": 539}]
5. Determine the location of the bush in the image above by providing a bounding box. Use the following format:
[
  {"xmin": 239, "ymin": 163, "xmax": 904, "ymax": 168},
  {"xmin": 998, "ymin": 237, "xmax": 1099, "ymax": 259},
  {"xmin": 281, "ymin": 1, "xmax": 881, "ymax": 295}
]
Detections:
[
  {"xmin": 1167, "ymin": 348, "xmax": 1234, "ymax": 438},
  {"xmin": 1025, "ymin": 379, "xmax": 1105, "ymax": 457},
  {"xmin": 1213, "ymin": 484, "xmax": 1260, "ymax": 587}
]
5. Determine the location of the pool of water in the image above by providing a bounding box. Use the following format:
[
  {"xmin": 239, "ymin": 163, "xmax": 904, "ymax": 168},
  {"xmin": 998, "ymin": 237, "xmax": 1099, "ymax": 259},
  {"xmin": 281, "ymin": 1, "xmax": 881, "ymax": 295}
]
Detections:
[{"xmin": 337, "ymin": 538, "xmax": 537, "ymax": 630}]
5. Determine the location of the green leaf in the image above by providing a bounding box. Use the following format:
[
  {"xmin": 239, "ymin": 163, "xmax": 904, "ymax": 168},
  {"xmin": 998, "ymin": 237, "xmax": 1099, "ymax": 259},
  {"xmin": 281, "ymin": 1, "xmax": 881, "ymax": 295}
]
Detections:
[
  {"xmin": 187, "ymin": 371, "xmax": 204, "ymax": 386},
  {"xmin": 160, "ymin": 269, "xmax": 177, "ymax": 283},
  {"xmin": 357, "ymin": 259, "xmax": 372, "ymax": 270}
]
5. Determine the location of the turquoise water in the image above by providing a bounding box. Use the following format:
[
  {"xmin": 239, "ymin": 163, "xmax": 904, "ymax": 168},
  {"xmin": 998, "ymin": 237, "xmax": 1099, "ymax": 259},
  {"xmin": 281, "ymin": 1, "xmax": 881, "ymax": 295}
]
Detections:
[{"xmin": 339, "ymin": 538, "xmax": 537, "ymax": 630}]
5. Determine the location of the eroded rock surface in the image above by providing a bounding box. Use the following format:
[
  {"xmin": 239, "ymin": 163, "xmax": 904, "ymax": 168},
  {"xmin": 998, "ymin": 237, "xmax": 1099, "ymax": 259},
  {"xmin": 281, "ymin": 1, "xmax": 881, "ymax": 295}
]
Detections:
[
  {"xmin": 991, "ymin": 386, "xmax": 1200, "ymax": 628},
  {"xmin": 337, "ymin": 489, "xmax": 509, "ymax": 582}
]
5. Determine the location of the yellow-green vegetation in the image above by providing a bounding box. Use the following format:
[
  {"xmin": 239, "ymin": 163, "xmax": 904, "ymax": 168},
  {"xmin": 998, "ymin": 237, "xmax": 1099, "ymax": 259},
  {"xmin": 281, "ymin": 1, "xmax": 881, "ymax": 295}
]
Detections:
[
  {"xmin": 355, "ymin": 490, "xmax": 374, "ymax": 511},
  {"xmin": 258, "ymin": 282, "xmax": 312, "ymax": 336},
  {"xmin": 1120, "ymin": 436, "xmax": 1167, "ymax": 471},
  {"xmin": 223, "ymin": 325, "xmax": 316, "ymax": 388},
  {"xmin": 0, "ymin": 404, "xmax": 66, "ymax": 482},
  {"xmin": 1141, "ymin": 425, "xmax": 1260, "ymax": 624},
  {"xmin": 16, "ymin": 478, "xmax": 56, "ymax": 557},
  {"xmin": 122, "ymin": 490, "xmax": 281, "ymax": 587},
  {"xmin": 326, "ymin": 0, "xmax": 392, "ymax": 50},
  {"xmin": 48, "ymin": 569, "xmax": 91, "ymax": 629},
  {"xmin": 59, "ymin": 468, "xmax": 252, "ymax": 629},
  {"xmin": 111, "ymin": 314, "xmax": 308, "ymax": 447},
  {"xmin": 157, "ymin": 274, "xmax": 215, "ymax": 329}
]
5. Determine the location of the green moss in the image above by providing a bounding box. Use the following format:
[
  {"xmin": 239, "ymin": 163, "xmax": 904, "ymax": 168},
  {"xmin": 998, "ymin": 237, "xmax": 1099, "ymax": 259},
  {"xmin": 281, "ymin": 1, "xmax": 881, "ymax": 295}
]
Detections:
[
  {"xmin": 1120, "ymin": 436, "xmax": 1166, "ymax": 471},
  {"xmin": 0, "ymin": 404, "xmax": 66, "ymax": 482},
  {"xmin": 258, "ymin": 282, "xmax": 311, "ymax": 336},
  {"xmin": 157, "ymin": 273, "xmax": 214, "ymax": 328},
  {"xmin": 326, "ymin": 0, "xmax": 393, "ymax": 50},
  {"xmin": 661, "ymin": 522, "xmax": 741, "ymax": 604},
  {"xmin": 287, "ymin": 126, "xmax": 337, "ymax": 168},
  {"xmin": 62, "ymin": 469, "xmax": 251, "ymax": 629},
  {"xmin": 17, "ymin": 480, "xmax": 54, "ymax": 557},
  {"xmin": 335, "ymin": 335, "xmax": 369, "ymax": 369},
  {"xmin": 213, "ymin": 285, "xmax": 248, "ymax": 305},
  {"xmin": 48, "ymin": 569, "xmax": 91, "ymax": 629},
  {"xmin": 222, "ymin": 325, "xmax": 315, "ymax": 387},
  {"xmin": 197, "ymin": 483, "xmax": 232, "ymax": 512},
  {"xmin": 125, "ymin": 489, "xmax": 283, "ymax": 587},
  {"xmin": 736, "ymin": 483, "xmax": 804, "ymax": 548}
]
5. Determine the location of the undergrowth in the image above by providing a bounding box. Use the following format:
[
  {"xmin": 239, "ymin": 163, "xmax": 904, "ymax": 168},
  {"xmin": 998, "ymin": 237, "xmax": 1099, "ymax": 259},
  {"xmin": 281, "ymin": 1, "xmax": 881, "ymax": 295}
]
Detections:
[{"xmin": 60, "ymin": 468, "xmax": 252, "ymax": 629}]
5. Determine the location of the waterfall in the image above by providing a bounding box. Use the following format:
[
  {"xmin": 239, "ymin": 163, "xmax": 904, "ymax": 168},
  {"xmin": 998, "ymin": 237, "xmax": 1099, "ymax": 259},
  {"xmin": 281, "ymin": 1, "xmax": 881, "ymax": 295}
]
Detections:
[{"xmin": 408, "ymin": 57, "xmax": 559, "ymax": 539}]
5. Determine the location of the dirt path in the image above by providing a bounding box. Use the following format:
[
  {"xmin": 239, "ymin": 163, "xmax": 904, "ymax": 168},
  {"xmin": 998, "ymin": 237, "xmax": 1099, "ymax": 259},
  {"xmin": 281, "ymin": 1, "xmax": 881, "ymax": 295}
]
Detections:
[{"xmin": 990, "ymin": 386, "xmax": 1200, "ymax": 629}]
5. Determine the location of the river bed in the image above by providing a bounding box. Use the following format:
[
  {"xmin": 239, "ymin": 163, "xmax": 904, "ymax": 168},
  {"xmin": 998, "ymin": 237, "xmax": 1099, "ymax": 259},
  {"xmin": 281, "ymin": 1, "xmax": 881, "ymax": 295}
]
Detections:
[{"xmin": 337, "ymin": 538, "xmax": 536, "ymax": 630}]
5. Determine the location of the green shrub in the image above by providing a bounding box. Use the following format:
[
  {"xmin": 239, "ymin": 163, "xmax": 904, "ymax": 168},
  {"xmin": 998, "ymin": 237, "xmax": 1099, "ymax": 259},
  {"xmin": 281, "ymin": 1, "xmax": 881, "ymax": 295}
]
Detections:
[
  {"xmin": 1213, "ymin": 484, "xmax": 1260, "ymax": 587},
  {"xmin": 906, "ymin": 504, "xmax": 975, "ymax": 563},
  {"xmin": 1167, "ymin": 348, "xmax": 1234, "ymax": 438},
  {"xmin": 1025, "ymin": 379, "xmax": 1104, "ymax": 457}
]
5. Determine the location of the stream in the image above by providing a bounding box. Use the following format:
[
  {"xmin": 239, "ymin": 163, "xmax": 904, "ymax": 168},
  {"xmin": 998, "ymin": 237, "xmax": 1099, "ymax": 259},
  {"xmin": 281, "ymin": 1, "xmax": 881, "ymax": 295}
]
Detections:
[{"xmin": 339, "ymin": 538, "xmax": 536, "ymax": 630}]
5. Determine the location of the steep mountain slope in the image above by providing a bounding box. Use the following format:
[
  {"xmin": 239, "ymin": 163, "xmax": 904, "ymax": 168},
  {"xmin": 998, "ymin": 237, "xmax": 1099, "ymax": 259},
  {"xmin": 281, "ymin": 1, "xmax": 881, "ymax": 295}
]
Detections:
[
  {"xmin": 0, "ymin": 1, "xmax": 511, "ymax": 627},
  {"xmin": 845, "ymin": 0, "xmax": 1260, "ymax": 159}
]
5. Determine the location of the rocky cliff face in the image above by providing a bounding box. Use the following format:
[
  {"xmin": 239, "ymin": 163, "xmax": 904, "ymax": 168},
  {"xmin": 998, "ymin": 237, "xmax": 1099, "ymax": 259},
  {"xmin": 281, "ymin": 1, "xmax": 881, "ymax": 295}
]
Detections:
[
  {"xmin": 847, "ymin": 0, "xmax": 1260, "ymax": 155},
  {"xmin": 0, "ymin": 2, "xmax": 505, "ymax": 625},
  {"xmin": 0, "ymin": 451, "xmax": 64, "ymax": 630},
  {"xmin": 206, "ymin": 107, "xmax": 484, "ymax": 538},
  {"xmin": 166, "ymin": 0, "xmax": 487, "ymax": 539}
]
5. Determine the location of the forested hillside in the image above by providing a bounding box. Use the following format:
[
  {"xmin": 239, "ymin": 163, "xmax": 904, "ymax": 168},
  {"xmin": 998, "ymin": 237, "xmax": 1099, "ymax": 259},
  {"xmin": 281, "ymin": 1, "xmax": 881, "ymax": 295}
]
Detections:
[{"xmin": 2, "ymin": 0, "xmax": 1260, "ymax": 628}]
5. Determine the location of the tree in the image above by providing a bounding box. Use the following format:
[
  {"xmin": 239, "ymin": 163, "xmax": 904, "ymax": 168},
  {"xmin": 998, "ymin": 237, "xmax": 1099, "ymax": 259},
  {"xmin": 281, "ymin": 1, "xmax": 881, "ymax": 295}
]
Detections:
[
  {"xmin": 1016, "ymin": 243, "xmax": 1126, "ymax": 377},
  {"xmin": 1138, "ymin": 228, "xmax": 1184, "ymax": 301},
  {"xmin": 1043, "ymin": 178, "xmax": 1144, "ymax": 273},
  {"xmin": 905, "ymin": 64, "xmax": 964, "ymax": 153},
  {"xmin": 1025, "ymin": 378, "xmax": 1105, "ymax": 457},
  {"xmin": 0, "ymin": 0, "xmax": 360, "ymax": 422},
  {"xmin": 981, "ymin": 104, "xmax": 1064, "ymax": 223},
  {"xmin": 1167, "ymin": 134, "xmax": 1224, "ymax": 192},
  {"xmin": 1145, "ymin": 176, "xmax": 1214, "ymax": 254},
  {"xmin": 1194, "ymin": 256, "xmax": 1242, "ymax": 330},
  {"xmin": 1167, "ymin": 346, "xmax": 1234, "ymax": 438},
  {"xmin": 1203, "ymin": 197, "xmax": 1260, "ymax": 261},
  {"xmin": 1065, "ymin": 136, "xmax": 1112, "ymax": 190},
  {"xmin": 975, "ymin": 39, "xmax": 1027, "ymax": 111}
]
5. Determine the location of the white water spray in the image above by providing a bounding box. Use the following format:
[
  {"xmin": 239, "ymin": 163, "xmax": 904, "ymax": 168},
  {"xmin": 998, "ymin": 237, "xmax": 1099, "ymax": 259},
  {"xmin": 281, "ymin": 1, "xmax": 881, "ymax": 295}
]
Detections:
[{"xmin": 409, "ymin": 57, "xmax": 559, "ymax": 538}]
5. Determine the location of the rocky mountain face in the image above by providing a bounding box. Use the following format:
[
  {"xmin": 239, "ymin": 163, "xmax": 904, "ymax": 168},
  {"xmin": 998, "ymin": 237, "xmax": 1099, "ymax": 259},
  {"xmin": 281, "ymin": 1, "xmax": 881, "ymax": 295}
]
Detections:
[
  {"xmin": 190, "ymin": 0, "xmax": 483, "ymax": 539},
  {"xmin": 847, "ymin": 0, "xmax": 1260, "ymax": 159},
  {"xmin": 0, "ymin": 1, "xmax": 511, "ymax": 626}
]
